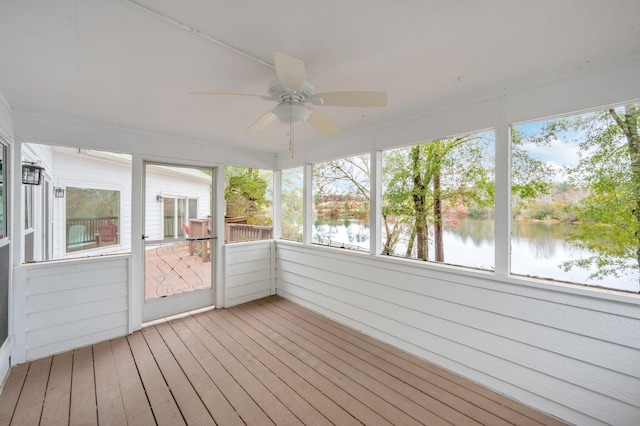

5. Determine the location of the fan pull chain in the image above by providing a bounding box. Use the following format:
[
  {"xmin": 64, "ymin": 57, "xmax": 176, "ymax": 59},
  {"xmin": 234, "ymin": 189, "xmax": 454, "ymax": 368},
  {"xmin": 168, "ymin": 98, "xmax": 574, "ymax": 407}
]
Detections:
[{"xmin": 289, "ymin": 102, "xmax": 294, "ymax": 158}]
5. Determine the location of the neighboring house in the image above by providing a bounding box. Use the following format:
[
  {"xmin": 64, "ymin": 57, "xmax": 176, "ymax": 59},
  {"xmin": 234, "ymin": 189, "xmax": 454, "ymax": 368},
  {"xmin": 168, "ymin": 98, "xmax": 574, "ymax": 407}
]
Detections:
[{"xmin": 21, "ymin": 143, "xmax": 211, "ymax": 263}]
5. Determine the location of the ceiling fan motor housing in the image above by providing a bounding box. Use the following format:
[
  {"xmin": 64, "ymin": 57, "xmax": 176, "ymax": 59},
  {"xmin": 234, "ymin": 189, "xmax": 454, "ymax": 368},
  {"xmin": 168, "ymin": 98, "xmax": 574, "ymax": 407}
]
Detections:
[
  {"xmin": 268, "ymin": 79, "xmax": 314, "ymax": 124},
  {"xmin": 269, "ymin": 79, "xmax": 314, "ymax": 103}
]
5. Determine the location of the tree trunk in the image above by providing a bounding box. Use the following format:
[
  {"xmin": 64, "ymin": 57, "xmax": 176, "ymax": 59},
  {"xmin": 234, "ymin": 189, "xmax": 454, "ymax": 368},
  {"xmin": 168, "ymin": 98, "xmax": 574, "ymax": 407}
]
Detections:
[
  {"xmin": 406, "ymin": 225, "xmax": 416, "ymax": 257},
  {"xmin": 433, "ymin": 158, "xmax": 444, "ymax": 262},
  {"xmin": 410, "ymin": 146, "xmax": 429, "ymax": 260},
  {"xmin": 432, "ymin": 146, "xmax": 444, "ymax": 262},
  {"xmin": 382, "ymin": 213, "xmax": 395, "ymax": 254}
]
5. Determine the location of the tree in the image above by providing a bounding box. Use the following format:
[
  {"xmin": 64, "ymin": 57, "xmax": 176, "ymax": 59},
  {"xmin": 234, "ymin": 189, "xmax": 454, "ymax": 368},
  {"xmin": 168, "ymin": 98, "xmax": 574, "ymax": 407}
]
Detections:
[
  {"xmin": 281, "ymin": 168, "xmax": 304, "ymax": 241},
  {"xmin": 383, "ymin": 134, "xmax": 494, "ymax": 261},
  {"xmin": 313, "ymin": 155, "xmax": 370, "ymax": 222},
  {"xmin": 224, "ymin": 167, "xmax": 271, "ymax": 222},
  {"xmin": 511, "ymin": 128, "xmax": 554, "ymax": 211},
  {"xmin": 541, "ymin": 104, "xmax": 640, "ymax": 280}
]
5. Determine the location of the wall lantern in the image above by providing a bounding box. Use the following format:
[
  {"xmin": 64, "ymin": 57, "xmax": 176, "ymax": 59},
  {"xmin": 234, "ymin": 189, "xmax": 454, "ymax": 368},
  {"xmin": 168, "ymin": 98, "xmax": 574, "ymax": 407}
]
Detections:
[
  {"xmin": 54, "ymin": 187, "xmax": 66, "ymax": 198},
  {"xmin": 156, "ymin": 194, "xmax": 164, "ymax": 202},
  {"xmin": 22, "ymin": 163, "xmax": 44, "ymax": 185}
]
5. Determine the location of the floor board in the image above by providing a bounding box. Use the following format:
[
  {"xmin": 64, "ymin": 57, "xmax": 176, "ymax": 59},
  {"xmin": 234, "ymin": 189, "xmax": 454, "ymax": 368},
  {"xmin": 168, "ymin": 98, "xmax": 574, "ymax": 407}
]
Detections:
[
  {"xmin": 40, "ymin": 351, "xmax": 72, "ymax": 426},
  {"xmin": 0, "ymin": 296, "xmax": 566, "ymax": 425}
]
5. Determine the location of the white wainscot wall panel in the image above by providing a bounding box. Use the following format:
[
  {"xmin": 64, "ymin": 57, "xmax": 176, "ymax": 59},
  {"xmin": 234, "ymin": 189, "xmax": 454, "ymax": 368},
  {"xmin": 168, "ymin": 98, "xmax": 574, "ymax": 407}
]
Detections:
[
  {"xmin": 20, "ymin": 255, "xmax": 129, "ymax": 362},
  {"xmin": 275, "ymin": 242, "xmax": 640, "ymax": 426},
  {"xmin": 224, "ymin": 241, "xmax": 275, "ymax": 307}
]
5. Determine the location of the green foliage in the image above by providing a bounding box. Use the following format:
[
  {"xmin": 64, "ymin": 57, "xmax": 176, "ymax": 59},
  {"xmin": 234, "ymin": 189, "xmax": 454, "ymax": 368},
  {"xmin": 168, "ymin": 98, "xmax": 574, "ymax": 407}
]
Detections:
[
  {"xmin": 529, "ymin": 103, "xmax": 640, "ymax": 280},
  {"xmin": 66, "ymin": 187, "xmax": 119, "ymax": 218},
  {"xmin": 224, "ymin": 166, "xmax": 271, "ymax": 218},
  {"xmin": 511, "ymin": 128, "xmax": 553, "ymax": 205},
  {"xmin": 382, "ymin": 134, "xmax": 495, "ymax": 259},
  {"xmin": 280, "ymin": 168, "xmax": 303, "ymax": 242}
]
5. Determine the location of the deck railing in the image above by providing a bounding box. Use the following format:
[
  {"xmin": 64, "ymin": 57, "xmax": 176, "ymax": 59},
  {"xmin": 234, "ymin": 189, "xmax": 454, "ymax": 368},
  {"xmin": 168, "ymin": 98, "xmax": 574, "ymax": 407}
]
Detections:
[
  {"xmin": 225, "ymin": 223, "xmax": 273, "ymax": 243},
  {"xmin": 66, "ymin": 216, "xmax": 118, "ymax": 249},
  {"xmin": 66, "ymin": 217, "xmax": 272, "ymax": 247}
]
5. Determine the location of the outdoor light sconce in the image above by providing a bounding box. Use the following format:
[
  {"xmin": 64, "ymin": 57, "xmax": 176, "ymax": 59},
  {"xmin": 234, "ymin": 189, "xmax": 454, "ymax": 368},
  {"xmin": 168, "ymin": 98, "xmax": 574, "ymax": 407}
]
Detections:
[
  {"xmin": 54, "ymin": 187, "xmax": 65, "ymax": 198},
  {"xmin": 156, "ymin": 194, "xmax": 164, "ymax": 202},
  {"xmin": 22, "ymin": 163, "xmax": 44, "ymax": 185}
]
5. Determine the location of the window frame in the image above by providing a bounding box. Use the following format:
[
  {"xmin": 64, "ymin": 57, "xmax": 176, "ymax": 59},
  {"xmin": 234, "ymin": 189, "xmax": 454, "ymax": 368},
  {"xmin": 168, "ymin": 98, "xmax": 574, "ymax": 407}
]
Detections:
[
  {"xmin": 161, "ymin": 194, "xmax": 199, "ymax": 240},
  {"xmin": 507, "ymin": 102, "xmax": 640, "ymax": 292},
  {"xmin": 223, "ymin": 166, "xmax": 274, "ymax": 244},
  {"xmin": 280, "ymin": 166, "xmax": 304, "ymax": 243},
  {"xmin": 311, "ymin": 153, "xmax": 371, "ymax": 252},
  {"xmin": 0, "ymin": 139, "xmax": 7, "ymax": 242},
  {"xmin": 64, "ymin": 185, "xmax": 122, "ymax": 254}
]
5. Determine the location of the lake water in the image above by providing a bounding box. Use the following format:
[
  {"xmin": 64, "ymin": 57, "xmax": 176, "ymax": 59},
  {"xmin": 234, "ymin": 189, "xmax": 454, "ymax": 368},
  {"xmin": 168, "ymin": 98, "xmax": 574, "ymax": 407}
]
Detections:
[{"xmin": 313, "ymin": 217, "xmax": 639, "ymax": 292}]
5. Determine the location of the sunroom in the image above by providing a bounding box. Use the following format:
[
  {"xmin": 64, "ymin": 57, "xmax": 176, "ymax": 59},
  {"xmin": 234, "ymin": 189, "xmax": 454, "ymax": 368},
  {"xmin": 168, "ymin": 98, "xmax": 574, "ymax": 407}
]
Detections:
[{"xmin": 0, "ymin": 1, "xmax": 639, "ymax": 425}]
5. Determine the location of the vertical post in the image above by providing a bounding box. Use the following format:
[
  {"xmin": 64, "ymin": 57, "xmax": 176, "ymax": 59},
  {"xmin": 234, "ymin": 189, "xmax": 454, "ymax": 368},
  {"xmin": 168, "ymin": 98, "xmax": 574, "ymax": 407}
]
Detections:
[
  {"xmin": 214, "ymin": 165, "xmax": 226, "ymax": 307},
  {"xmin": 494, "ymin": 111, "xmax": 511, "ymax": 276},
  {"xmin": 303, "ymin": 163, "xmax": 313, "ymax": 245},
  {"xmin": 129, "ymin": 154, "xmax": 143, "ymax": 332},
  {"xmin": 272, "ymin": 170, "xmax": 282, "ymax": 240},
  {"xmin": 370, "ymin": 150, "xmax": 382, "ymax": 255},
  {"xmin": 10, "ymin": 138, "xmax": 27, "ymax": 363},
  {"xmin": 11, "ymin": 138, "xmax": 22, "ymax": 267}
]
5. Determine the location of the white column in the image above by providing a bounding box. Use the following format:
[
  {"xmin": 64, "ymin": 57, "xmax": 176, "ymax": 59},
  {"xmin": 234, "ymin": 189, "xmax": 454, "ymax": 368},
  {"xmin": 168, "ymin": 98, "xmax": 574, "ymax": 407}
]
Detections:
[
  {"xmin": 303, "ymin": 163, "xmax": 313, "ymax": 245},
  {"xmin": 370, "ymin": 150, "xmax": 382, "ymax": 255},
  {"xmin": 272, "ymin": 170, "xmax": 282, "ymax": 240},
  {"xmin": 214, "ymin": 165, "xmax": 226, "ymax": 307},
  {"xmin": 494, "ymin": 111, "xmax": 511, "ymax": 276},
  {"xmin": 129, "ymin": 153, "xmax": 143, "ymax": 332}
]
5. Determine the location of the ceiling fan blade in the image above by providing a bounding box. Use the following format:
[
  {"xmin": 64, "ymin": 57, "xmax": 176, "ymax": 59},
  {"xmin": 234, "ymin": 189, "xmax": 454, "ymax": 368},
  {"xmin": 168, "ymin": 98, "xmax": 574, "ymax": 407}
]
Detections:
[
  {"xmin": 274, "ymin": 51, "xmax": 305, "ymax": 94},
  {"xmin": 307, "ymin": 107, "xmax": 340, "ymax": 136},
  {"xmin": 188, "ymin": 92, "xmax": 271, "ymax": 100},
  {"xmin": 246, "ymin": 109, "xmax": 277, "ymax": 134},
  {"xmin": 311, "ymin": 91, "xmax": 388, "ymax": 107}
]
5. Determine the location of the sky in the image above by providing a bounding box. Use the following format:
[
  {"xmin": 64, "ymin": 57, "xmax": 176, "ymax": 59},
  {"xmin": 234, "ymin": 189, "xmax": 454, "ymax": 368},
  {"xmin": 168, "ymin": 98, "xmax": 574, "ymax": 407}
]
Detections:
[{"xmin": 514, "ymin": 119, "xmax": 583, "ymax": 179}]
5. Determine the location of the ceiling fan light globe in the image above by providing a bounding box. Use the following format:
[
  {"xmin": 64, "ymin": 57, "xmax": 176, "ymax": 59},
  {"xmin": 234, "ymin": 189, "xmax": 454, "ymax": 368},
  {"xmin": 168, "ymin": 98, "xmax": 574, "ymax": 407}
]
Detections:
[{"xmin": 274, "ymin": 102, "xmax": 311, "ymax": 125}]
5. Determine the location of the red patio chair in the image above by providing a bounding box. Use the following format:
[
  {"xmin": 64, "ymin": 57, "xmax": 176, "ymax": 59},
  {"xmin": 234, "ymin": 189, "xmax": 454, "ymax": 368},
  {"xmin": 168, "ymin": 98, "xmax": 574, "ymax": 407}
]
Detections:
[{"xmin": 96, "ymin": 223, "xmax": 118, "ymax": 247}]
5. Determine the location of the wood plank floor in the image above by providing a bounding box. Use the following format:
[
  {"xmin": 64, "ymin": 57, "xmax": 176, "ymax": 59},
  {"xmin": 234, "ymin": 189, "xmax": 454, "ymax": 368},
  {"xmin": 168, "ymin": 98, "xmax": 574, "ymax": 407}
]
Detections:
[{"xmin": 0, "ymin": 296, "xmax": 566, "ymax": 425}]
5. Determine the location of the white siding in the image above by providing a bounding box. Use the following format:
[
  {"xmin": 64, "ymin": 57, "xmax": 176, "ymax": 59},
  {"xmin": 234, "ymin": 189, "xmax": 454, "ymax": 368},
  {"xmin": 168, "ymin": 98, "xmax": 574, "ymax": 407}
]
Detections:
[
  {"xmin": 144, "ymin": 166, "xmax": 211, "ymax": 241},
  {"xmin": 52, "ymin": 150, "xmax": 132, "ymax": 259},
  {"xmin": 276, "ymin": 242, "xmax": 640, "ymax": 426},
  {"xmin": 18, "ymin": 256, "xmax": 129, "ymax": 362},
  {"xmin": 224, "ymin": 241, "xmax": 275, "ymax": 307}
]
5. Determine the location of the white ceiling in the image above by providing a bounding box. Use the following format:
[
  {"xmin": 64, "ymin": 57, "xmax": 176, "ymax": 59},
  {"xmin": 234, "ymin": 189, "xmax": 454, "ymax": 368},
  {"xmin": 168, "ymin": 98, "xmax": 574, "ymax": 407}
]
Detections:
[{"xmin": 1, "ymin": 0, "xmax": 639, "ymax": 155}]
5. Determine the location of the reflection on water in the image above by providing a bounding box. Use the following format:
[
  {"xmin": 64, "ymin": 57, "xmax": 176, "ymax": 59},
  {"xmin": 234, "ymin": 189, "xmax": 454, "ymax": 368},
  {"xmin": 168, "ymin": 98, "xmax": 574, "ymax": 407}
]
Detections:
[
  {"xmin": 315, "ymin": 217, "xmax": 639, "ymax": 292},
  {"xmin": 313, "ymin": 220, "xmax": 370, "ymax": 251},
  {"xmin": 510, "ymin": 220, "xmax": 573, "ymax": 259}
]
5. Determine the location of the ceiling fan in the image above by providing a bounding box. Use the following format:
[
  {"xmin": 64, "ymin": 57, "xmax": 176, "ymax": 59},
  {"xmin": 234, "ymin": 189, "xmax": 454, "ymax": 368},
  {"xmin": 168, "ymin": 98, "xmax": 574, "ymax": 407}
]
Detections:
[{"xmin": 189, "ymin": 51, "xmax": 388, "ymax": 137}]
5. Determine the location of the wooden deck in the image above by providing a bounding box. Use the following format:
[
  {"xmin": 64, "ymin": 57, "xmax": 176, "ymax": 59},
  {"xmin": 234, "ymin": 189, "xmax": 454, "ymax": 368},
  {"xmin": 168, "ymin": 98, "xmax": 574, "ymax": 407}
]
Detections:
[{"xmin": 0, "ymin": 296, "xmax": 566, "ymax": 425}]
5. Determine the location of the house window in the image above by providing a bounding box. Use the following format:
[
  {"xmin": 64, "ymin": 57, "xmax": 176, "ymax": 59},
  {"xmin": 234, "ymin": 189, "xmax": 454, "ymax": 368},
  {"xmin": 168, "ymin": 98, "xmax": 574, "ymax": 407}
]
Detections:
[
  {"xmin": 24, "ymin": 185, "xmax": 34, "ymax": 230},
  {"xmin": 65, "ymin": 187, "xmax": 120, "ymax": 253},
  {"xmin": 381, "ymin": 132, "xmax": 495, "ymax": 270},
  {"xmin": 0, "ymin": 143, "xmax": 6, "ymax": 239},
  {"xmin": 312, "ymin": 154, "xmax": 370, "ymax": 251},
  {"xmin": 511, "ymin": 102, "xmax": 640, "ymax": 292},
  {"xmin": 224, "ymin": 166, "xmax": 273, "ymax": 243},
  {"xmin": 20, "ymin": 144, "xmax": 132, "ymax": 262},
  {"xmin": 163, "ymin": 196, "xmax": 198, "ymax": 239},
  {"xmin": 281, "ymin": 167, "xmax": 303, "ymax": 242}
]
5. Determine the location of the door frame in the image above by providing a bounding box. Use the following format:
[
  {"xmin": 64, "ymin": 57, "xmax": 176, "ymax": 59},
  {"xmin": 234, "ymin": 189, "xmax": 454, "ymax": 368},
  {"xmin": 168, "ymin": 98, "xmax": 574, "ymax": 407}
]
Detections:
[{"xmin": 141, "ymin": 161, "xmax": 217, "ymax": 322}]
